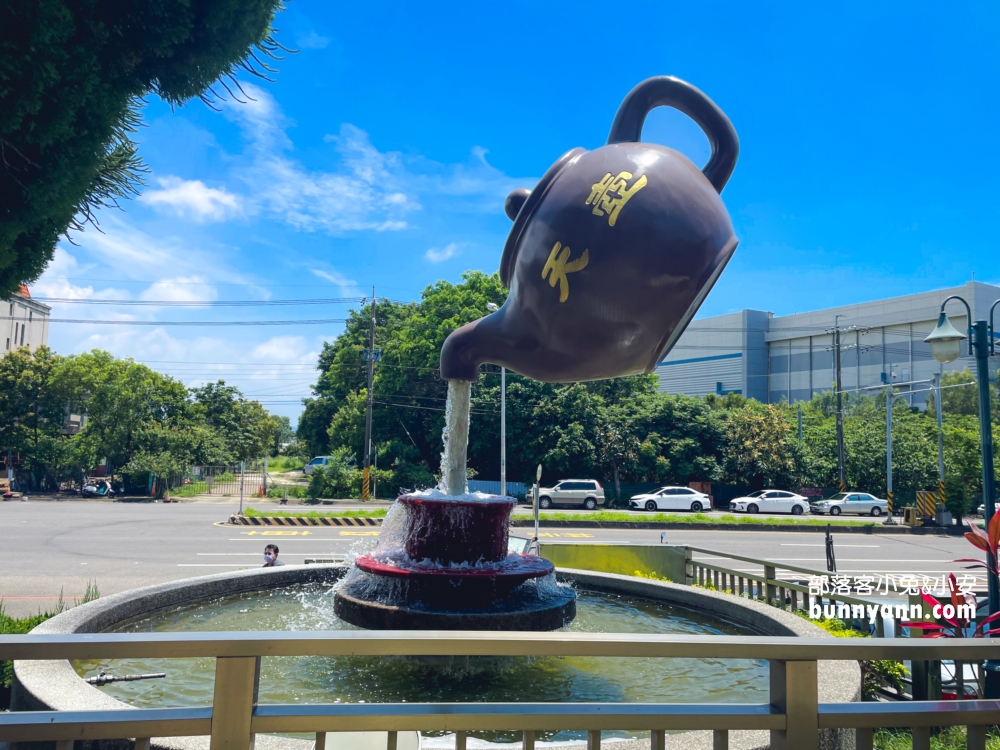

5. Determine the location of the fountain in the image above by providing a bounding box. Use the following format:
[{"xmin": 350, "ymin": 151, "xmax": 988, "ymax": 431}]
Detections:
[
  {"xmin": 334, "ymin": 381, "xmax": 576, "ymax": 630},
  {"xmin": 335, "ymin": 75, "xmax": 742, "ymax": 632}
]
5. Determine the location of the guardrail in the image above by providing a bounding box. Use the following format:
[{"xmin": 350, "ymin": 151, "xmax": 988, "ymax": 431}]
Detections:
[
  {"xmin": 686, "ymin": 545, "xmax": 899, "ymax": 636},
  {"xmin": 3, "ymin": 632, "xmax": 1000, "ymax": 750}
]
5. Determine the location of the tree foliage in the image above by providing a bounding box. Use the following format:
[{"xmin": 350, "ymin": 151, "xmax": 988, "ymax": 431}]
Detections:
[
  {"xmin": 0, "ymin": 0, "xmax": 287, "ymax": 295},
  {"xmin": 0, "ymin": 346, "xmax": 281, "ymax": 491}
]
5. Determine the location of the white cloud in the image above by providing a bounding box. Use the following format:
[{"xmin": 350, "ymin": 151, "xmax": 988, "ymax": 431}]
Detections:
[
  {"xmin": 296, "ymin": 30, "xmax": 329, "ymax": 49},
  {"xmin": 139, "ymin": 276, "xmax": 218, "ymax": 303},
  {"xmin": 310, "ymin": 268, "xmax": 361, "ymax": 295},
  {"xmin": 139, "ymin": 176, "xmax": 243, "ymax": 222},
  {"xmin": 425, "ymin": 243, "xmax": 462, "ymax": 263}
]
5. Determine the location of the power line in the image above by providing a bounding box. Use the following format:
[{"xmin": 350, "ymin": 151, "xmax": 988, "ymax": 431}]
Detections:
[{"xmin": 32, "ymin": 297, "xmax": 364, "ymax": 307}]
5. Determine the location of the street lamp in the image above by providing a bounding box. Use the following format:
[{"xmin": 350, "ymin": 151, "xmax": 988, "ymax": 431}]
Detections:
[
  {"xmin": 925, "ymin": 294, "xmax": 1000, "ymax": 696},
  {"xmin": 486, "ymin": 302, "xmax": 506, "ymax": 497}
]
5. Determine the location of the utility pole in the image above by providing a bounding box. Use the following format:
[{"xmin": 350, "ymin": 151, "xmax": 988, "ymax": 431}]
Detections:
[
  {"xmin": 883, "ymin": 385, "xmax": 895, "ymax": 525},
  {"xmin": 362, "ymin": 286, "xmax": 376, "ymax": 502},
  {"xmin": 833, "ymin": 316, "xmax": 846, "ymax": 491}
]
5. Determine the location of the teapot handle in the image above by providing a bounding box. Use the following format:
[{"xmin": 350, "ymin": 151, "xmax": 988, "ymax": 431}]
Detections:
[{"xmin": 607, "ymin": 76, "xmax": 739, "ymax": 193}]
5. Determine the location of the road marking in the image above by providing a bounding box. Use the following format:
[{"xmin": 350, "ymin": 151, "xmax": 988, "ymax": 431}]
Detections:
[
  {"xmin": 227, "ymin": 538, "xmax": 346, "ymax": 542},
  {"xmin": 780, "ymin": 544, "xmax": 880, "ymax": 548},
  {"xmin": 239, "ymin": 530, "xmax": 313, "ymax": 536},
  {"xmin": 197, "ymin": 553, "xmax": 317, "ymax": 556},
  {"xmin": 696, "ymin": 557, "xmax": 959, "ymax": 563},
  {"xmin": 537, "ymin": 533, "xmax": 594, "ymax": 538},
  {"xmin": 339, "ymin": 531, "xmax": 380, "ymax": 536},
  {"xmin": 178, "ymin": 564, "xmax": 256, "ymax": 568}
]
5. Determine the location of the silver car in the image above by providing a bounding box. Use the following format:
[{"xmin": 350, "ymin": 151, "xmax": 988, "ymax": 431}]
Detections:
[
  {"xmin": 537, "ymin": 480, "xmax": 606, "ymax": 510},
  {"xmin": 810, "ymin": 492, "xmax": 888, "ymax": 517}
]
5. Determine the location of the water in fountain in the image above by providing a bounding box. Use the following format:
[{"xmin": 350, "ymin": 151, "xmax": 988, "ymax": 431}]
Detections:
[{"xmin": 440, "ymin": 378, "xmax": 471, "ymax": 496}]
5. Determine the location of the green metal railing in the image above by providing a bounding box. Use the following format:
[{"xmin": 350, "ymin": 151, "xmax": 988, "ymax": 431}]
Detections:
[{"xmin": 3, "ymin": 631, "xmax": 1000, "ymax": 750}]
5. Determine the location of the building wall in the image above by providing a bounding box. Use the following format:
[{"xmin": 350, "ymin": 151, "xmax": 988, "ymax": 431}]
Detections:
[
  {"xmin": 3, "ymin": 294, "xmax": 51, "ymax": 353},
  {"xmin": 656, "ymin": 282, "xmax": 999, "ymax": 408}
]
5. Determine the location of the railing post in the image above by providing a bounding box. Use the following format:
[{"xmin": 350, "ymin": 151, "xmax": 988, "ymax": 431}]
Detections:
[
  {"xmin": 587, "ymin": 729, "xmax": 601, "ymax": 749},
  {"xmin": 456, "ymin": 731, "xmax": 467, "ymax": 750},
  {"xmin": 968, "ymin": 724, "xmax": 987, "ymax": 750},
  {"xmin": 55, "ymin": 742, "xmax": 72, "ymax": 750},
  {"xmin": 386, "ymin": 731, "xmax": 397, "ymax": 750},
  {"xmin": 769, "ymin": 659, "xmax": 818, "ymax": 750},
  {"xmin": 315, "ymin": 732, "xmax": 326, "ymax": 750},
  {"xmin": 765, "ymin": 565, "xmax": 777, "ymax": 604},
  {"xmin": 650, "ymin": 729, "xmax": 665, "ymax": 750},
  {"xmin": 713, "ymin": 729, "xmax": 729, "ymax": 749},
  {"xmin": 684, "ymin": 548, "xmax": 693, "ymax": 584},
  {"xmin": 210, "ymin": 656, "xmax": 260, "ymax": 750},
  {"xmin": 855, "ymin": 727, "xmax": 873, "ymax": 750},
  {"xmin": 523, "ymin": 730, "xmax": 535, "ymax": 750},
  {"xmin": 136, "ymin": 740, "xmax": 152, "ymax": 750},
  {"xmin": 912, "ymin": 726, "xmax": 930, "ymax": 750}
]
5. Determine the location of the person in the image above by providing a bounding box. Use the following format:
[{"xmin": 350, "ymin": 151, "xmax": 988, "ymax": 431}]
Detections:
[{"xmin": 263, "ymin": 544, "xmax": 284, "ymax": 567}]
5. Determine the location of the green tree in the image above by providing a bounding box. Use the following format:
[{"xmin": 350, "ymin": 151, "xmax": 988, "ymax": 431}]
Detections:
[
  {"xmin": 191, "ymin": 380, "xmax": 278, "ymax": 463},
  {"xmin": 714, "ymin": 397, "xmax": 799, "ymax": 488},
  {"xmin": 50, "ymin": 351, "xmax": 190, "ymax": 477},
  {"xmin": 0, "ymin": 346, "xmax": 72, "ymax": 488},
  {"xmin": 1, "ymin": 0, "xmax": 288, "ymax": 295}
]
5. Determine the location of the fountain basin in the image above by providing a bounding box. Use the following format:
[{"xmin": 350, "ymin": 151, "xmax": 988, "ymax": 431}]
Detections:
[
  {"xmin": 395, "ymin": 494, "xmax": 516, "ymax": 564},
  {"xmin": 353, "ymin": 552, "xmax": 554, "ymax": 602},
  {"xmin": 12, "ymin": 565, "xmax": 860, "ymax": 750}
]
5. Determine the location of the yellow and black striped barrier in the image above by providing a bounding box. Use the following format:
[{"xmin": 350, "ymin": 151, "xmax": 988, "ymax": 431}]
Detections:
[
  {"xmin": 916, "ymin": 490, "xmax": 937, "ymax": 519},
  {"xmin": 232, "ymin": 515, "xmax": 382, "ymax": 527}
]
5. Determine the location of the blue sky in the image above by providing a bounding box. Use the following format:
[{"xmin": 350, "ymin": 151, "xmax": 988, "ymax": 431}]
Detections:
[{"xmin": 36, "ymin": 0, "xmax": 1000, "ymax": 423}]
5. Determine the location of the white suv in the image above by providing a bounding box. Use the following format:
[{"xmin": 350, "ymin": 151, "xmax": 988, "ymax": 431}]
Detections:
[{"xmin": 537, "ymin": 480, "xmax": 605, "ymax": 510}]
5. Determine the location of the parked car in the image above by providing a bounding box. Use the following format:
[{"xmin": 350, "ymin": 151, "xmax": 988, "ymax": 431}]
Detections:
[
  {"xmin": 630, "ymin": 486, "xmax": 711, "ymax": 512},
  {"xmin": 303, "ymin": 456, "xmax": 333, "ymax": 475},
  {"xmin": 729, "ymin": 490, "xmax": 810, "ymax": 515},
  {"xmin": 537, "ymin": 480, "xmax": 605, "ymax": 510},
  {"xmin": 810, "ymin": 492, "xmax": 888, "ymax": 516}
]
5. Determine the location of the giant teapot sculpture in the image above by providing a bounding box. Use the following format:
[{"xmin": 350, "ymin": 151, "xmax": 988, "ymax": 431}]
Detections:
[{"xmin": 440, "ymin": 76, "xmax": 739, "ymax": 383}]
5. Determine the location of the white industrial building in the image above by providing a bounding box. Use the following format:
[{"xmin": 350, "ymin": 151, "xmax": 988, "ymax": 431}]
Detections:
[
  {"xmin": 656, "ymin": 281, "xmax": 1000, "ymax": 409},
  {"xmin": 3, "ymin": 286, "xmax": 50, "ymax": 353}
]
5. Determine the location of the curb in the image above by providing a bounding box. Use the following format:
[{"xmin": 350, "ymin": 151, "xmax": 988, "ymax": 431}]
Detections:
[
  {"xmin": 224, "ymin": 514, "xmax": 962, "ymax": 535},
  {"xmin": 510, "ymin": 518, "xmax": 964, "ymax": 534},
  {"xmin": 229, "ymin": 515, "xmax": 381, "ymax": 527}
]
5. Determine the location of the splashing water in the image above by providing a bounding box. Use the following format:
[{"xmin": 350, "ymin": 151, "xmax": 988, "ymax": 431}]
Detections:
[{"xmin": 439, "ymin": 379, "xmax": 471, "ymax": 496}]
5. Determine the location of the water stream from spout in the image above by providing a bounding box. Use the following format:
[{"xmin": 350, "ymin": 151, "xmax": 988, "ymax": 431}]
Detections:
[{"xmin": 440, "ymin": 379, "xmax": 472, "ymax": 496}]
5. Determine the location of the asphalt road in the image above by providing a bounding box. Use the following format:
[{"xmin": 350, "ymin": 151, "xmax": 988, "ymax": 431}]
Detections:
[{"xmin": 0, "ymin": 500, "xmax": 982, "ymax": 618}]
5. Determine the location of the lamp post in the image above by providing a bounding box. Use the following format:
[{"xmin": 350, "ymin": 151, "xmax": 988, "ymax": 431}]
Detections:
[
  {"xmin": 487, "ymin": 302, "xmax": 506, "ymax": 497},
  {"xmin": 925, "ymin": 294, "xmax": 999, "ymax": 696}
]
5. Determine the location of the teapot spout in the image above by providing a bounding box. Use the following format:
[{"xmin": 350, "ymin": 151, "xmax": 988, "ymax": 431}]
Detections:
[{"xmin": 440, "ymin": 312, "xmax": 513, "ymax": 381}]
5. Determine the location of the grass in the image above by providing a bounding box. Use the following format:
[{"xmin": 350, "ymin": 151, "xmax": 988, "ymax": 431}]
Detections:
[
  {"xmin": 244, "ymin": 506, "xmax": 389, "ymax": 519},
  {"xmin": 874, "ymin": 727, "xmax": 1000, "ymax": 749},
  {"xmin": 266, "ymin": 456, "xmax": 306, "ymax": 472},
  {"xmin": 171, "ymin": 481, "xmax": 210, "ymax": 497},
  {"xmin": 265, "ymin": 485, "xmax": 309, "ymax": 499},
  {"xmin": 1, "ymin": 581, "xmax": 99, "ymax": 697},
  {"xmin": 240, "ymin": 506, "xmax": 877, "ymax": 525}
]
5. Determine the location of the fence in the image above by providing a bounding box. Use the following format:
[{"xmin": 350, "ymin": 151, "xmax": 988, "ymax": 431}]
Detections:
[
  {"xmin": 2, "ymin": 631, "xmax": 1000, "ymax": 750},
  {"xmin": 170, "ymin": 464, "xmax": 267, "ymax": 499}
]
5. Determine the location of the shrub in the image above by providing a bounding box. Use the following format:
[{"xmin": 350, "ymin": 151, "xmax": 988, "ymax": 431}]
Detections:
[{"xmin": 265, "ymin": 485, "xmax": 308, "ymax": 499}]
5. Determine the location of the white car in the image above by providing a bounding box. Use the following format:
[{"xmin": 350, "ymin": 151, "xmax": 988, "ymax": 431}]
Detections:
[
  {"xmin": 303, "ymin": 456, "xmax": 333, "ymax": 475},
  {"xmin": 810, "ymin": 492, "xmax": 889, "ymax": 517},
  {"xmin": 630, "ymin": 486, "xmax": 712, "ymax": 512},
  {"xmin": 729, "ymin": 490, "xmax": 810, "ymax": 515}
]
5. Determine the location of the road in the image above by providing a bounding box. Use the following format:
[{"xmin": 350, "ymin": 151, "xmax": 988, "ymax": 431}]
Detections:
[{"xmin": 0, "ymin": 500, "xmax": 982, "ymax": 617}]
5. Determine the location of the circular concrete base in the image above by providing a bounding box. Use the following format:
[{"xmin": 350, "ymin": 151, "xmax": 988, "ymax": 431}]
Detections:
[{"xmin": 334, "ymin": 578, "xmax": 576, "ymax": 630}]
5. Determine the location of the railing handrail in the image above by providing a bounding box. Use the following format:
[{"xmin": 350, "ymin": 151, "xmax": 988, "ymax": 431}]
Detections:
[
  {"xmin": 686, "ymin": 544, "xmax": 862, "ymax": 580},
  {"xmin": 3, "ymin": 630, "xmax": 1000, "ymax": 661}
]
